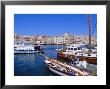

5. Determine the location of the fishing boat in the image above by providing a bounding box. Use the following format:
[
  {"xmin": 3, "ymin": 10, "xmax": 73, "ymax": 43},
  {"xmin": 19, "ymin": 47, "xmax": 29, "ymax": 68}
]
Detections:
[
  {"xmin": 45, "ymin": 56, "xmax": 93, "ymax": 76},
  {"xmin": 57, "ymin": 44, "xmax": 87, "ymax": 59},
  {"xmin": 57, "ymin": 15, "xmax": 97, "ymax": 64}
]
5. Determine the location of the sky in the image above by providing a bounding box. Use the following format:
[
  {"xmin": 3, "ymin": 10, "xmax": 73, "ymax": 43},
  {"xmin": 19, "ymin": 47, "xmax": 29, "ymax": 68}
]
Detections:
[{"xmin": 14, "ymin": 14, "xmax": 97, "ymax": 36}]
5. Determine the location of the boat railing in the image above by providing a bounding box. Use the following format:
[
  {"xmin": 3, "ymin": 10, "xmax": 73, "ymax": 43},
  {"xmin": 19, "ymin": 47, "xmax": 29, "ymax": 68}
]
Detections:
[
  {"xmin": 40, "ymin": 53, "xmax": 92, "ymax": 76},
  {"xmin": 51, "ymin": 59, "xmax": 90, "ymax": 75}
]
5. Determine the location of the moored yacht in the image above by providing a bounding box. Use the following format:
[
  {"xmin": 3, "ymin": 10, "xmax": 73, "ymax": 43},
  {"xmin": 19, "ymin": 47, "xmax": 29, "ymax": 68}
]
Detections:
[
  {"xmin": 14, "ymin": 42, "xmax": 45, "ymax": 54},
  {"xmin": 14, "ymin": 44, "xmax": 35, "ymax": 54}
]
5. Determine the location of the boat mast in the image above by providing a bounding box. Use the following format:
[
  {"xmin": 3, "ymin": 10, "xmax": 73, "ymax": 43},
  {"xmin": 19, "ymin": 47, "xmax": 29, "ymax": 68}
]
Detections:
[
  {"xmin": 73, "ymin": 35, "xmax": 74, "ymax": 44},
  {"xmin": 88, "ymin": 15, "xmax": 92, "ymax": 52}
]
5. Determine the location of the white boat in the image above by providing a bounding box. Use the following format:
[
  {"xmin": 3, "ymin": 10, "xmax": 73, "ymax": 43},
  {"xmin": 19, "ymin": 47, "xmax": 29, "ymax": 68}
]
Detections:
[
  {"xmin": 14, "ymin": 44, "xmax": 35, "ymax": 54},
  {"xmin": 57, "ymin": 44, "xmax": 89, "ymax": 59},
  {"xmin": 58, "ymin": 43, "xmax": 96, "ymax": 56},
  {"xmin": 57, "ymin": 44, "xmax": 97, "ymax": 64},
  {"xmin": 61, "ymin": 44, "xmax": 84, "ymax": 55},
  {"xmin": 45, "ymin": 57, "xmax": 91, "ymax": 76},
  {"xmin": 49, "ymin": 66, "xmax": 68, "ymax": 76}
]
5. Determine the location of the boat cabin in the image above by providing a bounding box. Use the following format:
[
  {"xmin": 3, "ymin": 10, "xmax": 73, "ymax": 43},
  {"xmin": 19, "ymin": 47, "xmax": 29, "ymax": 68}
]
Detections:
[{"xmin": 64, "ymin": 44, "xmax": 82, "ymax": 53}]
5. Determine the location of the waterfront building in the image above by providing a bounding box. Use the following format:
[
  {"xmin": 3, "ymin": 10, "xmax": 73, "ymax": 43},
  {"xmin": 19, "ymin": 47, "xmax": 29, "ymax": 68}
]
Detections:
[
  {"xmin": 14, "ymin": 34, "xmax": 21, "ymax": 41},
  {"xmin": 53, "ymin": 36, "xmax": 65, "ymax": 45},
  {"xmin": 74, "ymin": 35, "xmax": 97, "ymax": 44},
  {"xmin": 35, "ymin": 35, "xmax": 48, "ymax": 44},
  {"xmin": 47, "ymin": 37, "xmax": 54, "ymax": 44},
  {"xmin": 63, "ymin": 33, "xmax": 74, "ymax": 44},
  {"xmin": 14, "ymin": 33, "xmax": 96, "ymax": 45}
]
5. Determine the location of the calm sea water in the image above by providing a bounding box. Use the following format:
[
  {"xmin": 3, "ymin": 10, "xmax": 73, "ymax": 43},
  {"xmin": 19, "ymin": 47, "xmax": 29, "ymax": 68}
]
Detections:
[{"xmin": 14, "ymin": 45, "xmax": 64, "ymax": 76}]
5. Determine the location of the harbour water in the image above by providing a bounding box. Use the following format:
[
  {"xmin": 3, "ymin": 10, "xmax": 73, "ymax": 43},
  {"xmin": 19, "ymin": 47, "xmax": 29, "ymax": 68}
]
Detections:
[{"xmin": 14, "ymin": 45, "xmax": 64, "ymax": 76}]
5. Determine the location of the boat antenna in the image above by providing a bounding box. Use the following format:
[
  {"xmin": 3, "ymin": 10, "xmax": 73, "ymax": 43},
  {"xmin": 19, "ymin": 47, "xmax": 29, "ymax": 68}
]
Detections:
[{"xmin": 88, "ymin": 14, "xmax": 92, "ymax": 53}]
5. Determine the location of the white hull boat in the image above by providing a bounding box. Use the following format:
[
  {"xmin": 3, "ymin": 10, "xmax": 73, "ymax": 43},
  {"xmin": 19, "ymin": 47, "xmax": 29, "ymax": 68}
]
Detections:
[{"xmin": 14, "ymin": 44, "xmax": 35, "ymax": 54}]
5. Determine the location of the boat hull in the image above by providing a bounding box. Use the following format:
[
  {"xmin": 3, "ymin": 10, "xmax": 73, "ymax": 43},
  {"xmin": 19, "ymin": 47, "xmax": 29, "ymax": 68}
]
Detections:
[
  {"xmin": 49, "ymin": 66, "xmax": 68, "ymax": 76},
  {"xmin": 14, "ymin": 50, "xmax": 35, "ymax": 54},
  {"xmin": 57, "ymin": 51, "xmax": 97, "ymax": 64},
  {"xmin": 77, "ymin": 56, "xmax": 97, "ymax": 64}
]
